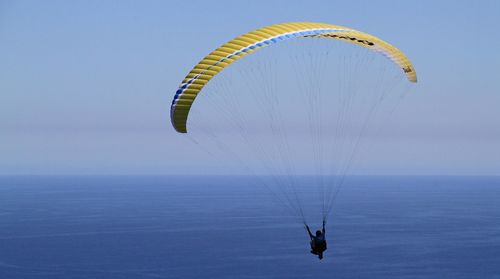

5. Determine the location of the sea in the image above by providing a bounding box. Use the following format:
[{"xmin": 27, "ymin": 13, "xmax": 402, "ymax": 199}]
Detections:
[{"xmin": 1, "ymin": 175, "xmax": 499, "ymax": 279}]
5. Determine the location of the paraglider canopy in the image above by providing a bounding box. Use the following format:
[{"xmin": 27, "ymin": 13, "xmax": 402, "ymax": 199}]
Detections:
[{"xmin": 171, "ymin": 22, "xmax": 417, "ymax": 133}]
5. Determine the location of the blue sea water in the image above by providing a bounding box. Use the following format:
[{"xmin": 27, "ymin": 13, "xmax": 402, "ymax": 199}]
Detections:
[{"xmin": 0, "ymin": 176, "xmax": 499, "ymax": 279}]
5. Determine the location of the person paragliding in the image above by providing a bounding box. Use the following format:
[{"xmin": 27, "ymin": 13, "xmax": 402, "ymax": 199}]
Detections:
[
  {"xmin": 305, "ymin": 220, "xmax": 327, "ymax": 259},
  {"xmin": 169, "ymin": 22, "xmax": 417, "ymax": 258}
]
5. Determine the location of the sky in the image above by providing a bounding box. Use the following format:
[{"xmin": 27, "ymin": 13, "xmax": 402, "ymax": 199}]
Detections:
[{"xmin": 1, "ymin": 0, "xmax": 499, "ymax": 175}]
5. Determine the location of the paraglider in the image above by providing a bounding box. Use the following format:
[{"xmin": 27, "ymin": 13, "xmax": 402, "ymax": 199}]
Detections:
[
  {"xmin": 170, "ymin": 22, "xmax": 417, "ymax": 259},
  {"xmin": 306, "ymin": 220, "xmax": 327, "ymax": 260}
]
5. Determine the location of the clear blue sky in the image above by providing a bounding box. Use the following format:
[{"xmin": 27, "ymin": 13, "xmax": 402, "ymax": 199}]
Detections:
[{"xmin": 1, "ymin": 0, "xmax": 499, "ymax": 175}]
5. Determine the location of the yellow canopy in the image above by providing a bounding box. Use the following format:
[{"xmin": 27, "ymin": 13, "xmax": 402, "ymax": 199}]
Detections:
[{"xmin": 171, "ymin": 22, "xmax": 417, "ymax": 133}]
